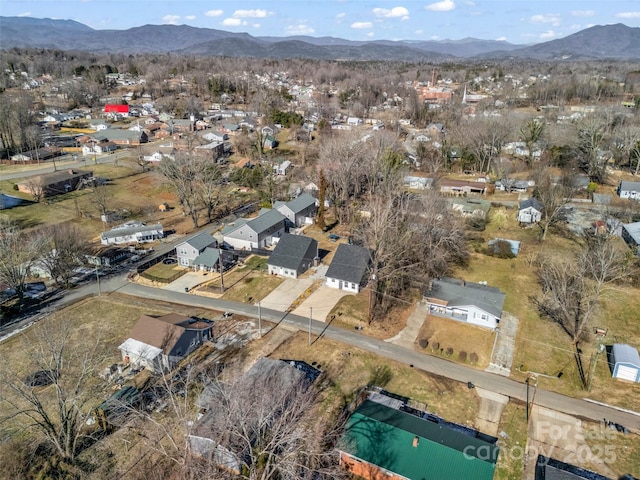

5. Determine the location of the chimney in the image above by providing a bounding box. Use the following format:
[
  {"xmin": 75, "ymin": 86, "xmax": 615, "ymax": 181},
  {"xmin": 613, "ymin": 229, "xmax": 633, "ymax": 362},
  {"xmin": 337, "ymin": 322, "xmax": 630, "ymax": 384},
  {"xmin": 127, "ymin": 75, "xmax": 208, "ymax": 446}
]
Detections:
[{"xmin": 412, "ymin": 436, "xmax": 419, "ymax": 447}]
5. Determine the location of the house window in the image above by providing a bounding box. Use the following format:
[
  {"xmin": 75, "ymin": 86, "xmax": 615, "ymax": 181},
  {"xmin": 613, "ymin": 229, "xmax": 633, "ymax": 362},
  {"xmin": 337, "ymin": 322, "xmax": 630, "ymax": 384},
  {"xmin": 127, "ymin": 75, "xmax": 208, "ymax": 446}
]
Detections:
[
  {"xmin": 181, "ymin": 258, "xmax": 189, "ymax": 266},
  {"xmin": 179, "ymin": 248, "xmax": 187, "ymax": 255},
  {"xmin": 481, "ymin": 314, "xmax": 487, "ymax": 320},
  {"xmin": 352, "ymin": 283, "xmax": 356, "ymax": 289}
]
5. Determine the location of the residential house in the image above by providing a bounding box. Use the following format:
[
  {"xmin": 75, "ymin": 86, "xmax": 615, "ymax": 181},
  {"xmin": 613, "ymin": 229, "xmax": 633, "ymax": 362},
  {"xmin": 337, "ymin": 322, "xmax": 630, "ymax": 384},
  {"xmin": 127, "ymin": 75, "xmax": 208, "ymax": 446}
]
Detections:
[
  {"xmin": 267, "ymin": 233, "xmax": 318, "ymax": 278},
  {"xmin": 618, "ymin": 180, "xmax": 640, "ymax": 200},
  {"xmin": 275, "ymin": 193, "xmax": 317, "ymax": 228},
  {"xmin": 414, "ymin": 133, "xmax": 431, "ymax": 142},
  {"xmin": 621, "ymin": 222, "xmax": 640, "ymax": 255},
  {"xmin": 517, "ymin": 198, "xmax": 543, "ymax": 224},
  {"xmin": 449, "ymin": 197, "xmax": 491, "ymax": 218},
  {"xmin": 535, "ymin": 456, "xmax": 611, "ymax": 480},
  {"xmin": 85, "ymin": 246, "xmax": 129, "ymax": 267},
  {"xmin": 192, "ymin": 247, "xmax": 234, "ymax": 273},
  {"xmin": 82, "ymin": 140, "xmax": 117, "ymax": 156},
  {"xmin": 273, "ymin": 160, "xmax": 291, "ymax": 176},
  {"xmin": 404, "ymin": 175, "xmax": 434, "ymax": 190},
  {"xmin": 176, "ymin": 232, "xmax": 217, "ymax": 267},
  {"xmin": 10, "ymin": 147, "xmax": 60, "ymax": 163},
  {"xmin": 425, "ymin": 122, "xmax": 445, "ymax": 137},
  {"xmin": 17, "ymin": 169, "xmax": 93, "ymax": 198},
  {"xmin": 203, "ymin": 131, "xmax": 228, "ymax": 143},
  {"xmin": 92, "ymin": 129, "xmax": 148, "ymax": 146},
  {"xmin": 222, "ymin": 209, "xmax": 286, "ymax": 250},
  {"xmin": 339, "ymin": 390, "xmax": 499, "ymax": 480},
  {"xmin": 100, "ymin": 221, "xmax": 163, "ymax": 245},
  {"xmin": 263, "ymin": 135, "xmax": 278, "ymax": 150},
  {"xmin": 325, "ymin": 243, "xmax": 370, "ymax": 293},
  {"xmin": 189, "ymin": 357, "xmax": 320, "ymax": 470},
  {"xmin": 424, "ymin": 277, "xmax": 506, "ymax": 329},
  {"xmin": 104, "ymin": 104, "xmax": 129, "ymax": 116},
  {"xmin": 346, "ymin": 117, "xmax": 363, "ymax": 126},
  {"xmin": 439, "ymin": 179, "xmax": 487, "ymax": 196},
  {"xmin": 118, "ymin": 313, "xmax": 213, "ymax": 373},
  {"xmin": 609, "ymin": 344, "xmax": 640, "ymax": 383}
]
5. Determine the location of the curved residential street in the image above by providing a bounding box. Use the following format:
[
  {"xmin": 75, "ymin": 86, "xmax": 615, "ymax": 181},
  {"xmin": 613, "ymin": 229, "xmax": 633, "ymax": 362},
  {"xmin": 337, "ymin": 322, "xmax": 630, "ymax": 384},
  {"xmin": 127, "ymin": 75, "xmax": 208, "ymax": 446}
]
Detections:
[{"xmin": 115, "ymin": 281, "xmax": 640, "ymax": 431}]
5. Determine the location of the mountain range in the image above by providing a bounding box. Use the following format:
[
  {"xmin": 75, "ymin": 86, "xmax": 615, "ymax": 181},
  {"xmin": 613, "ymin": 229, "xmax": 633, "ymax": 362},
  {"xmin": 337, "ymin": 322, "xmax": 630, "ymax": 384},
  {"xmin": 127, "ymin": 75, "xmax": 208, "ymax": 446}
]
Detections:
[{"xmin": 1, "ymin": 17, "xmax": 639, "ymax": 61}]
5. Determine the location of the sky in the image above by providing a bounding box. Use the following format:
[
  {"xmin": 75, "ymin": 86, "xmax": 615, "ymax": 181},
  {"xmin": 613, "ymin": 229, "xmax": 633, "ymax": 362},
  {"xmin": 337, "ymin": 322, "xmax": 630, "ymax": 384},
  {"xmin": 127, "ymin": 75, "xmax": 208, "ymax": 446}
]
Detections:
[{"xmin": 2, "ymin": 0, "xmax": 640, "ymax": 44}]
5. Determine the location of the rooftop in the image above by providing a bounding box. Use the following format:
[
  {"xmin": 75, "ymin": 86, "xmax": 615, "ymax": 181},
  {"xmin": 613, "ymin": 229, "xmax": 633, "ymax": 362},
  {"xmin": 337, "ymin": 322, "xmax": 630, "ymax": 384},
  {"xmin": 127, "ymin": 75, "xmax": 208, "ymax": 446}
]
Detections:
[
  {"xmin": 341, "ymin": 399, "xmax": 498, "ymax": 480},
  {"xmin": 325, "ymin": 243, "xmax": 370, "ymax": 285},
  {"xmin": 267, "ymin": 233, "xmax": 317, "ymax": 270},
  {"xmin": 425, "ymin": 277, "xmax": 506, "ymax": 319}
]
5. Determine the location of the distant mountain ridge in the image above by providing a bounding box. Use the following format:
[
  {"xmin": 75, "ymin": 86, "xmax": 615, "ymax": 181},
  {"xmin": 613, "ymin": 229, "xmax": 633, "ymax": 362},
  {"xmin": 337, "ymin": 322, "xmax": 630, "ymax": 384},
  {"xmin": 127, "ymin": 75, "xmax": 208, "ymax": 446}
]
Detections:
[{"xmin": 0, "ymin": 16, "xmax": 638, "ymax": 61}]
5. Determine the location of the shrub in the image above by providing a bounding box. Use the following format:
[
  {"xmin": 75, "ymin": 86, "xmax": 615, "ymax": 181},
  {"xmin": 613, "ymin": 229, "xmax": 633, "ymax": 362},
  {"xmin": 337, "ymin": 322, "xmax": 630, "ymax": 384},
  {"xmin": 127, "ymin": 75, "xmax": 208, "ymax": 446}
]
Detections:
[
  {"xmin": 489, "ymin": 240, "xmax": 515, "ymax": 259},
  {"xmin": 466, "ymin": 217, "xmax": 487, "ymax": 231},
  {"xmin": 431, "ymin": 341, "xmax": 440, "ymax": 352},
  {"xmin": 418, "ymin": 338, "xmax": 428, "ymax": 349},
  {"xmin": 458, "ymin": 351, "xmax": 467, "ymax": 362},
  {"xmin": 445, "ymin": 347, "xmax": 453, "ymax": 357},
  {"xmin": 470, "ymin": 353, "xmax": 479, "ymax": 364},
  {"xmin": 12, "ymin": 184, "xmax": 19, "ymax": 191}
]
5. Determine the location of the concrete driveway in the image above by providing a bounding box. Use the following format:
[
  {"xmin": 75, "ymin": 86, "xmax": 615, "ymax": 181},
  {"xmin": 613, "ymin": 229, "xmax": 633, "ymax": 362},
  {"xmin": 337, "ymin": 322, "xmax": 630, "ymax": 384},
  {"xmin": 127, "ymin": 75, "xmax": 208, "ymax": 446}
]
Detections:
[
  {"xmin": 291, "ymin": 285, "xmax": 351, "ymax": 322},
  {"xmin": 163, "ymin": 271, "xmax": 214, "ymax": 292},
  {"xmin": 259, "ymin": 278, "xmax": 313, "ymax": 311}
]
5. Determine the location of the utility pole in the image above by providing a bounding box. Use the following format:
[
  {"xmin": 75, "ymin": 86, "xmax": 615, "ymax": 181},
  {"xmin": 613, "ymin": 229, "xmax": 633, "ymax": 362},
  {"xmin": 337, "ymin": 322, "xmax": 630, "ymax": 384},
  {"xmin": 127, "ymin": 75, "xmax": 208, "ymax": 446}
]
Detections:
[
  {"xmin": 587, "ymin": 343, "xmax": 605, "ymax": 392},
  {"xmin": 218, "ymin": 248, "xmax": 225, "ymax": 293},
  {"xmin": 95, "ymin": 264, "xmax": 101, "ymax": 297},
  {"xmin": 308, "ymin": 307, "xmax": 312, "ymax": 346},
  {"xmin": 258, "ymin": 301, "xmax": 262, "ymax": 338},
  {"xmin": 526, "ymin": 377, "xmax": 530, "ymax": 422},
  {"xmin": 368, "ymin": 274, "xmax": 376, "ymax": 325}
]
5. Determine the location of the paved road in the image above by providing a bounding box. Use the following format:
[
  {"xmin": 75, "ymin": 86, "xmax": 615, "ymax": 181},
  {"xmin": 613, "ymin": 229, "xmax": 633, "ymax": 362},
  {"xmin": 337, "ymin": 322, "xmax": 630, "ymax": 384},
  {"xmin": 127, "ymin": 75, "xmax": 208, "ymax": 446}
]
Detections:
[{"xmin": 116, "ymin": 282, "xmax": 640, "ymax": 430}]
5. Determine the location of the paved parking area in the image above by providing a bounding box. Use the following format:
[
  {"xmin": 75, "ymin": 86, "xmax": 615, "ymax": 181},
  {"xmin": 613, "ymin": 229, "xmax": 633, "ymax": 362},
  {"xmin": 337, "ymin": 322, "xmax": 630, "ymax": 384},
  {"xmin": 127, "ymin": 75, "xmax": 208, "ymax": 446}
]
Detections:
[
  {"xmin": 291, "ymin": 285, "xmax": 352, "ymax": 322},
  {"xmin": 163, "ymin": 271, "xmax": 214, "ymax": 292},
  {"xmin": 259, "ymin": 278, "xmax": 313, "ymax": 311}
]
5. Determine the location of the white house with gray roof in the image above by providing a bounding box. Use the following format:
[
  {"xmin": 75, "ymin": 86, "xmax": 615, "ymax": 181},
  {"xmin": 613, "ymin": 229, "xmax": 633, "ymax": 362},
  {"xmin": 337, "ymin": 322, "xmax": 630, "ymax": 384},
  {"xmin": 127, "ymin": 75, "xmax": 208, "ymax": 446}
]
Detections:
[
  {"xmin": 222, "ymin": 209, "xmax": 286, "ymax": 250},
  {"xmin": 618, "ymin": 180, "xmax": 640, "ymax": 200},
  {"xmin": 325, "ymin": 244, "xmax": 371, "ymax": 293},
  {"xmin": 274, "ymin": 193, "xmax": 317, "ymax": 228},
  {"xmin": 424, "ymin": 278, "xmax": 506, "ymax": 329},
  {"xmin": 101, "ymin": 221, "xmax": 163, "ymax": 245},
  {"xmin": 267, "ymin": 233, "xmax": 318, "ymax": 279},
  {"xmin": 517, "ymin": 198, "xmax": 542, "ymax": 224},
  {"xmin": 621, "ymin": 222, "xmax": 640, "ymax": 255},
  {"xmin": 176, "ymin": 232, "xmax": 217, "ymax": 267}
]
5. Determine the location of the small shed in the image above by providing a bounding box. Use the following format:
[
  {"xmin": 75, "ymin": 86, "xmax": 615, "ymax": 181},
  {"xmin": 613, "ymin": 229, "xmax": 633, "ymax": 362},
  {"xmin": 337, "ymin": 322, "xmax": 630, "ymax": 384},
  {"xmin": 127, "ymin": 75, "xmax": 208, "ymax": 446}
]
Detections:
[{"xmin": 610, "ymin": 344, "xmax": 640, "ymax": 383}]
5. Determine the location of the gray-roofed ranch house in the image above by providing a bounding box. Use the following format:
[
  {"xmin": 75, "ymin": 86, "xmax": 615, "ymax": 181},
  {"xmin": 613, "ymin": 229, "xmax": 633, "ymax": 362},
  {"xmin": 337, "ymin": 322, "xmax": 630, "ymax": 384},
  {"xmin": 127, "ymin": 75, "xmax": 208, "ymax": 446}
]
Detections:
[{"xmin": 424, "ymin": 278, "xmax": 506, "ymax": 329}]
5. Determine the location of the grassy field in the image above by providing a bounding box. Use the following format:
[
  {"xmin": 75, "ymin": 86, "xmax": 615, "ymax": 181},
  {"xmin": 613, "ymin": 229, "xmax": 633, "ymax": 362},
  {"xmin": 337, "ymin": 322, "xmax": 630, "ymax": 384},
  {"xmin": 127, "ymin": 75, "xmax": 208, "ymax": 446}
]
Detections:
[
  {"xmin": 269, "ymin": 331, "xmax": 480, "ymax": 426},
  {"xmin": 493, "ymin": 400, "xmax": 528, "ymax": 480},
  {"xmin": 141, "ymin": 261, "xmax": 187, "ymax": 283},
  {"xmin": 200, "ymin": 256, "xmax": 285, "ymax": 303},
  {"xmin": 456, "ymin": 205, "xmax": 640, "ymax": 411},
  {"xmin": 415, "ymin": 315, "xmax": 496, "ymax": 369}
]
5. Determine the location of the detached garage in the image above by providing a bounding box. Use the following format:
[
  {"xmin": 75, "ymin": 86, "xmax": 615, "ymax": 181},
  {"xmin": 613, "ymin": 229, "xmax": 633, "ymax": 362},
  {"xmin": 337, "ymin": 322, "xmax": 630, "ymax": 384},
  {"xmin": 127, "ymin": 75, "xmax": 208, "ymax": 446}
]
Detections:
[{"xmin": 610, "ymin": 344, "xmax": 640, "ymax": 383}]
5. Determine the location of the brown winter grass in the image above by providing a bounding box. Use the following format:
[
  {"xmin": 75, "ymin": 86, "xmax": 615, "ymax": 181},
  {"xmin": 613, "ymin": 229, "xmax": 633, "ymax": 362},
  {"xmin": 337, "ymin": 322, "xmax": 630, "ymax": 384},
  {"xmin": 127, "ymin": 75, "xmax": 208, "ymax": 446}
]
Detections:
[
  {"xmin": 458, "ymin": 205, "xmax": 640, "ymax": 411},
  {"xmin": 269, "ymin": 331, "xmax": 480, "ymax": 427},
  {"xmin": 415, "ymin": 315, "xmax": 495, "ymax": 369}
]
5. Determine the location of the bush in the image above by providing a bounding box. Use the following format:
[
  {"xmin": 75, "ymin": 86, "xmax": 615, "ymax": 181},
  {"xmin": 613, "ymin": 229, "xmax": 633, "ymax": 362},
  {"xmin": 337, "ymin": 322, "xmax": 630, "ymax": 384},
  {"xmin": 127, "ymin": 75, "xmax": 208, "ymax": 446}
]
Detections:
[
  {"xmin": 458, "ymin": 351, "xmax": 467, "ymax": 362},
  {"xmin": 488, "ymin": 240, "xmax": 515, "ymax": 259},
  {"xmin": 12, "ymin": 184, "xmax": 19, "ymax": 190},
  {"xmin": 466, "ymin": 217, "xmax": 487, "ymax": 231},
  {"xmin": 470, "ymin": 353, "xmax": 479, "ymax": 364},
  {"xmin": 418, "ymin": 338, "xmax": 428, "ymax": 349},
  {"xmin": 445, "ymin": 347, "xmax": 453, "ymax": 357},
  {"xmin": 431, "ymin": 341, "xmax": 440, "ymax": 352}
]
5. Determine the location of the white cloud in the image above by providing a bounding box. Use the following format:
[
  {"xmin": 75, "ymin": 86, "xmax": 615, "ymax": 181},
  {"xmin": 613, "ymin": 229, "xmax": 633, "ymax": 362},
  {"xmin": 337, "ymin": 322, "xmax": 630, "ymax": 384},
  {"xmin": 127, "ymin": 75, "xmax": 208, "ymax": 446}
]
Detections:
[
  {"xmin": 373, "ymin": 6, "xmax": 410, "ymax": 19},
  {"xmin": 336, "ymin": 12, "xmax": 346, "ymax": 19},
  {"xmin": 570, "ymin": 10, "xmax": 595, "ymax": 17},
  {"xmin": 496, "ymin": 36, "xmax": 507, "ymax": 41},
  {"xmin": 425, "ymin": 0, "xmax": 455, "ymax": 12},
  {"xmin": 222, "ymin": 18, "xmax": 246, "ymax": 26},
  {"xmin": 351, "ymin": 21, "xmax": 373, "ymax": 29},
  {"xmin": 17, "ymin": 11, "xmax": 31, "ymax": 17},
  {"xmin": 205, "ymin": 9, "xmax": 224, "ymax": 17},
  {"xmin": 285, "ymin": 24, "xmax": 315, "ymax": 35},
  {"xmin": 616, "ymin": 11, "xmax": 640, "ymax": 18},
  {"xmin": 464, "ymin": 1, "xmax": 476, "ymax": 5},
  {"xmin": 233, "ymin": 9, "xmax": 271, "ymax": 18},
  {"xmin": 366, "ymin": 32, "xmax": 374, "ymax": 37},
  {"xmin": 530, "ymin": 14, "xmax": 561, "ymax": 26},
  {"xmin": 185, "ymin": 15, "xmax": 196, "ymax": 21},
  {"xmin": 415, "ymin": 29, "xmax": 424, "ymax": 35},
  {"xmin": 162, "ymin": 15, "xmax": 181, "ymax": 25},
  {"xmin": 252, "ymin": 23, "xmax": 261, "ymax": 28},
  {"xmin": 539, "ymin": 30, "xmax": 560, "ymax": 40}
]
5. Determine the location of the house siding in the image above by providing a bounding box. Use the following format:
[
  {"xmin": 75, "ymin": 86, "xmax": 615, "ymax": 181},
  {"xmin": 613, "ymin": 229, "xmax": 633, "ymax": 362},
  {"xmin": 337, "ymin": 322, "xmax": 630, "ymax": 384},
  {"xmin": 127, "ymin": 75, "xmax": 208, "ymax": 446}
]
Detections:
[
  {"xmin": 517, "ymin": 206, "xmax": 541, "ymax": 223},
  {"xmin": 426, "ymin": 302, "xmax": 499, "ymax": 329},
  {"xmin": 326, "ymin": 276, "xmax": 360, "ymax": 293}
]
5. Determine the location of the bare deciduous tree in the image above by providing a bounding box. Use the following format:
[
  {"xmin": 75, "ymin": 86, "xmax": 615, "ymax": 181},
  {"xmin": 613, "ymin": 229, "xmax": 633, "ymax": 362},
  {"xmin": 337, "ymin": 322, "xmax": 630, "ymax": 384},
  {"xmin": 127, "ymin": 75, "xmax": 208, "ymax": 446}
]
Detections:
[
  {"xmin": 0, "ymin": 217, "xmax": 43, "ymax": 306},
  {"xmin": 38, "ymin": 223, "xmax": 89, "ymax": 288},
  {"xmin": 0, "ymin": 318, "xmax": 109, "ymax": 466},
  {"xmin": 533, "ymin": 169, "xmax": 579, "ymax": 241}
]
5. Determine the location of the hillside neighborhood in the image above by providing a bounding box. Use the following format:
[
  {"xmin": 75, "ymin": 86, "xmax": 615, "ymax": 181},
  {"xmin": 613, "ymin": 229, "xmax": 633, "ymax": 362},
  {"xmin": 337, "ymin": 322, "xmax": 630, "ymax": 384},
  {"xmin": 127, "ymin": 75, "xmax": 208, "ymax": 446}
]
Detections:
[{"xmin": 0, "ymin": 16, "xmax": 640, "ymax": 480}]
